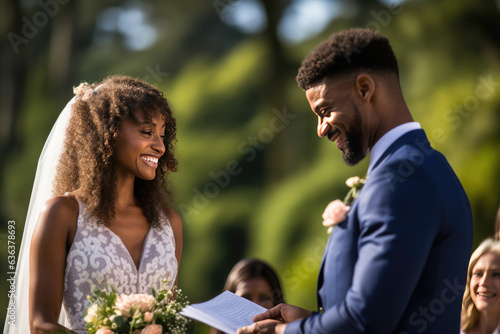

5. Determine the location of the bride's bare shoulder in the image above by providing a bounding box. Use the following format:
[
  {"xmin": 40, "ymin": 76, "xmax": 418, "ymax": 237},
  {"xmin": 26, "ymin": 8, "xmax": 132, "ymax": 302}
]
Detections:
[
  {"xmin": 37, "ymin": 195, "xmax": 79, "ymax": 232},
  {"xmin": 43, "ymin": 195, "xmax": 78, "ymax": 216}
]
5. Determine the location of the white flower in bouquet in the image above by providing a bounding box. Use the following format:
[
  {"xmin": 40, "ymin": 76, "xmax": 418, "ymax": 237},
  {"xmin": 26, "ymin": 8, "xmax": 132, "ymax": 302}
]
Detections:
[{"xmin": 84, "ymin": 304, "xmax": 99, "ymax": 323}]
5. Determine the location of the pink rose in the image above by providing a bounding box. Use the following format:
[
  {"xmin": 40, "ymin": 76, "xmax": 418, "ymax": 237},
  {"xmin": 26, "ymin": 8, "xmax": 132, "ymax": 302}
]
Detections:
[
  {"xmin": 322, "ymin": 199, "xmax": 350, "ymax": 229},
  {"xmin": 144, "ymin": 312, "xmax": 154, "ymax": 323},
  {"xmin": 96, "ymin": 327, "xmax": 113, "ymax": 334},
  {"xmin": 115, "ymin": 294, "xmax": 155, "ymax": 317},
  {"xmin": 141, "ymin": 324, "xmax": 163, "ymax": 334}
]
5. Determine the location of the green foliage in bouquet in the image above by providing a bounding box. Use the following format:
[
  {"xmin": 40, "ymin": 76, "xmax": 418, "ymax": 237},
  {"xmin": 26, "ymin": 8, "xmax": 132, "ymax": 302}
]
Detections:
[
  {"xmin": 151, "ymin": 283, "xmax": 191, "ymax": 333},
  {"xmin": 84, "ymin": 280, "xmax": 191, "ymax": 334}
]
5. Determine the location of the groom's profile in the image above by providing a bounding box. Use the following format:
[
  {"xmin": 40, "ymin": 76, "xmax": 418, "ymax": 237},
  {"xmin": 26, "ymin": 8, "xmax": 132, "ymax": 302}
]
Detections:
[{"xmin": 238, "ymin": 28, "xmax": 473, "ymax": 334}]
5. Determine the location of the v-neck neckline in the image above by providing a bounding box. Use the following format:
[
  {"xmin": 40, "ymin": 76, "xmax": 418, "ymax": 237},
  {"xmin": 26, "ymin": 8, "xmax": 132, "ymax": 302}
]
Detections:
[{"xmin": 103, "ymin": 224, "xmax": 153, "ymax": 272}]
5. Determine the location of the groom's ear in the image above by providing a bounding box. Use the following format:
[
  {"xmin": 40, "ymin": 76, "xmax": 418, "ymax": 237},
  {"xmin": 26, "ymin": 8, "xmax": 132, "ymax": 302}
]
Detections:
[{"xmin": 354, "ymin": 74, "xmax": 375, "ymax": 102}]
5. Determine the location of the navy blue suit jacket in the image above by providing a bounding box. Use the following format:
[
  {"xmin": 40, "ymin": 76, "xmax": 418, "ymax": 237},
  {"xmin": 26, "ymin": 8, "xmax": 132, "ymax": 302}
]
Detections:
[{"xmin": 286, "ymin": 129, "xmax": 473, "ymax": 334}]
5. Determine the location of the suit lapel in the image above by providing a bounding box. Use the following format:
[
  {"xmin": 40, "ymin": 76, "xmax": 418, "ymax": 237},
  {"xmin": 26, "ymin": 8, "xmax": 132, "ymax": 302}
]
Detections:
[
  {"xmin": 316, "ymin": 232, "xmax": 335, "ymax": 310},
  {"xmin": 316, "ymin": 198, "xmax": 360, "ymax": 310}
]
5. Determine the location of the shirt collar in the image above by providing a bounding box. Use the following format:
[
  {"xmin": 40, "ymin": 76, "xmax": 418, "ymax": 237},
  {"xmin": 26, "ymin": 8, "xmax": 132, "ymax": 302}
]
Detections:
[{"xmin": 367, "ymin": 122, "xmax": 421, "ymax": 175}]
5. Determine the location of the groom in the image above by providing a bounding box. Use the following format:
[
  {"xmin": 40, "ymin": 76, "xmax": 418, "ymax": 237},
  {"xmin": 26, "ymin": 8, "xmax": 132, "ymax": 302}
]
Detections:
[{"xmin": 238, "ymin": 29, "xmax": 473, "ymax": 333}]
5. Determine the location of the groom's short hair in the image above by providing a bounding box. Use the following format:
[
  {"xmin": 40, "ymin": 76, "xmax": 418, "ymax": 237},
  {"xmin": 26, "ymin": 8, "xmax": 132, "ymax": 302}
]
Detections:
[{"xmin": 296, "ymin": 28, "xmax": 399, "ymax": 90}]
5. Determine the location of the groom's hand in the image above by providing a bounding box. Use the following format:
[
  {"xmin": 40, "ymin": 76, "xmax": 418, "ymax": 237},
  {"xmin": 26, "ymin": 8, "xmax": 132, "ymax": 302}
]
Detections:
[
  {"xmin": 237, "ymin": 319, "xmax": 285, "ymax": 334},
  {"xmin": 237, "ymin": 304, "xmax": 313, "ymax": 334},
  {"xmin": 254, "ymin": 303, "xmax": 312, "ymax": 323}
]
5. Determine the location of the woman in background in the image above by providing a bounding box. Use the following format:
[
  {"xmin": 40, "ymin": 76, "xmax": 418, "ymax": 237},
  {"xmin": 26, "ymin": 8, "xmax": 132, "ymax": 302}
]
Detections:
[
  {"xmin": 211, "ymin": 258, "xmax": 285, "ymax": 334},
  {"xmin": 461, "ymin": 239, "xmax": 500, "ymax": 334}
]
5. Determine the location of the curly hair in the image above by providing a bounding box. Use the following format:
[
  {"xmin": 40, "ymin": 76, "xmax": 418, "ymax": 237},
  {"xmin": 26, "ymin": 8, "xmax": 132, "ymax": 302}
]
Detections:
[
  {"xmin": 53, "ymin": 75, "xmax": 178, "ymax": 227},
  {"xmin": 296, "ymin": 28, "xmax": 399, "ymax": 90},
  {"xmin": 461, "ymin": 238, "xmax": 500, "ymax": 331}
]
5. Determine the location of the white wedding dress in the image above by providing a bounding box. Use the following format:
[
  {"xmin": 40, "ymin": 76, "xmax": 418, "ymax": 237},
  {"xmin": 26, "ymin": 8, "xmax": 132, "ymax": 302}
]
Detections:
[{"xmin": 63, "ymin": 200, "xmax": 178, "ymax": 333}]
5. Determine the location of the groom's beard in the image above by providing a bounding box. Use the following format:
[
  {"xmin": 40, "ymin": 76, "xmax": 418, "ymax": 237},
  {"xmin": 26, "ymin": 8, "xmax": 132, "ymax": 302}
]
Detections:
[{"xmin": 342, "ymin": 103, "xmax": 365, "ymax": 166}]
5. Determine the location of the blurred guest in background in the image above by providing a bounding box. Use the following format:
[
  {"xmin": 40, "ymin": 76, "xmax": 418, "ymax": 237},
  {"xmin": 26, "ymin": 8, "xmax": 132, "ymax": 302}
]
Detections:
[
  {"xmin": 461, "ymin": 239, "xmax": 500, "ymax": 334},
  {"xmin": 211, "ymin": 258, "xmax": 285, "ymax": 334}
]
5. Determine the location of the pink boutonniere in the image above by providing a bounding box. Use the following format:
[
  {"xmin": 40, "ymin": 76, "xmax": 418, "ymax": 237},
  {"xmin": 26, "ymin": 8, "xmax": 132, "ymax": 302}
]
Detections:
[{"xmin": 322, "ymin": 176, "xmax": 366, "ymax": 234}]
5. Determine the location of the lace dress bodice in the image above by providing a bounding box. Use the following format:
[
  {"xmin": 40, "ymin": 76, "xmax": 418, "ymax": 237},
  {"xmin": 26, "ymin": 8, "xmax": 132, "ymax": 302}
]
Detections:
[{"xmin": 63, "ymin": 201, "xmax": 177, "ymax": 332}]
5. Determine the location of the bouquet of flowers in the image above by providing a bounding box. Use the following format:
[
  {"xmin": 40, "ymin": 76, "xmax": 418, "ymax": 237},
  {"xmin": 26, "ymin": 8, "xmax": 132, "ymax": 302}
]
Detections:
[{"xmin": 83, "ymin": 280, "xmax": 191, "ymax": 334}]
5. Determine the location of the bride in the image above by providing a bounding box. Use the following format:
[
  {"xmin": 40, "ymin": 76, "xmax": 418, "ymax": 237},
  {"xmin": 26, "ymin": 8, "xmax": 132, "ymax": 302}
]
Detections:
[{"xmin": 4, "ymin": 75, "xmax": 183, "ymax": 334}]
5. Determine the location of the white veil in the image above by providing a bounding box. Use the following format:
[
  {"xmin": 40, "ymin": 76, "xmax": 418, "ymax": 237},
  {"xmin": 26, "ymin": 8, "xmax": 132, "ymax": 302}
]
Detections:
[{"xmin": 4, "ymin": 97, "xmax": 76, "ymax": 334}]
